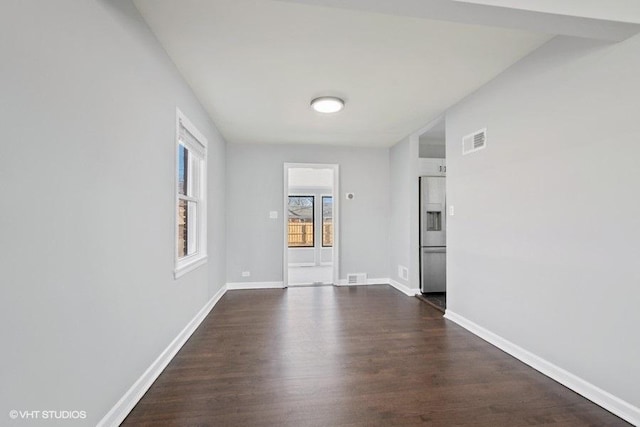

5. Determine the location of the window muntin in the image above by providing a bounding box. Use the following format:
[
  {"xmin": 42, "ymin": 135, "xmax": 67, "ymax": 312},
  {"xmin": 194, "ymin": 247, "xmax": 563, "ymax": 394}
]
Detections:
[
  {"xmin": 175, "ymin": 110, "xmax": 207, "ymax": 278},
  {"xmin": 322, "ymin": 196, "xmax": 333, "ymax": 247},
  {"xmin": 288, "ymin": 196, "xmax": 314, "ymax": 247}
]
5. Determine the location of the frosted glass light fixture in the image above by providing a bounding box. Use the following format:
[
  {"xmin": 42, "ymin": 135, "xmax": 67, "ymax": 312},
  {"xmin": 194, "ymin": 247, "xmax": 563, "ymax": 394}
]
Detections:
[{"xmin": 311, "ymin": 96, "xmax": 345, "ymax": 113}]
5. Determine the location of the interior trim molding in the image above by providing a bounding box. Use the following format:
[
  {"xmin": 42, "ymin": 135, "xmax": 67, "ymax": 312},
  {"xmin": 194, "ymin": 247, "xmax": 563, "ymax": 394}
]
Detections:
[
  {"xmin": 226, "ymin": 281, "xmax": 285, "ymax": 290},
  {"xmin": 335, "ymin": 277, "xmax": 390, "ymax": 286},
  {"xmin": 97, "ymin": 285, "xmax": 228, "ymax": 427},
  {"xmin": 388, "ymin": 279, "xmax": 420, "ymax": 297},
  {"xmin": 444, "ymin": 310, "xmax": 640, "ymax": 426}
]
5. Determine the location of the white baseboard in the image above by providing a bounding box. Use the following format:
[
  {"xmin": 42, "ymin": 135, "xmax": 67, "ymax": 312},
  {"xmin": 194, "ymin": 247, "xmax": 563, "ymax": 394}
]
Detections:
[
  {"xmin": 97, "ymin": 285, "xmax": 228, "ymax": 427},
  {"xmin": 388, "ymin": 279, "xmax": 420, "ymax": 297},
  {"xmin": 366, "ymin": 277, "xmax": 392, "ymax": 285},
  {"xmin": 335, "ymin": 277, "xmax": 390, "ymax": 286},
  {"xmin": 444, "ymin": 311, "xmax": 640, "ymax": 426},
  {"xmin": 226, "ymin": 281, "xmax": 284, "ymax": 290}
]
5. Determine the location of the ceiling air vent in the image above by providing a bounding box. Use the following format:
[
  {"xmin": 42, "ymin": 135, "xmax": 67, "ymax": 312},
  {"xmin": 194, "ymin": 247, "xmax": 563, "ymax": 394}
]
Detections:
[
  {"xmin": 462, "ymin": 128, "xmax": 487, "ymax": 155},
  {"xmin": 347, "ymin": 273, "xmax": 367, "ymax": 285}
]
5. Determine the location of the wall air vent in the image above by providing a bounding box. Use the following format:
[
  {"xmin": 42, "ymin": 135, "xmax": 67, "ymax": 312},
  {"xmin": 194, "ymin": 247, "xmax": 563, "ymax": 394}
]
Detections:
[
  {"xmin": 462, "ymin": 128, "xmax": 487, "ymax": 155},
  {"xmin": 347, "ymin": 273, "xmax": 367, "ymax": 285}
]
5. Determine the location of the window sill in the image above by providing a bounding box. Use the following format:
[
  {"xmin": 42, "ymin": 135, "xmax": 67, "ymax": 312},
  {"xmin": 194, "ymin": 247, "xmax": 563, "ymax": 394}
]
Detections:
[{"xmin": 174, "ymin": 255, "xmax": 208, "ymax": 279}]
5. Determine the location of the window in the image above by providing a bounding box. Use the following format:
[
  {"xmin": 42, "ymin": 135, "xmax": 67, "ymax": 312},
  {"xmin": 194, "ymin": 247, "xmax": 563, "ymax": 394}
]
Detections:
[
  {"xmin": 175, "ymin": 110, "xmax": 207, "ymax": 278},
  {"xmin": 322, "ymin": 196, "xmax": 333, "ymax": 247},
  {"xmin": 288, "ymin": 196, "xmax": 314, "ymax": 247}
]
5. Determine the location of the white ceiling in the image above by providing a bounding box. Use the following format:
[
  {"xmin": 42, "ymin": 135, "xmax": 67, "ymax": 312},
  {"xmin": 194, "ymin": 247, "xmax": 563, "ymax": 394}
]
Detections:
[
  {"xmin": 454, "ymin": 0, "xmax": 640, "ymax": 24},
  {"xmin": 277, "ymin": 0, "xmax": 640, "ymax": 41},
  {"xmin": 134, "ymin": 0, "xmax": 554, "ymax": 147}
]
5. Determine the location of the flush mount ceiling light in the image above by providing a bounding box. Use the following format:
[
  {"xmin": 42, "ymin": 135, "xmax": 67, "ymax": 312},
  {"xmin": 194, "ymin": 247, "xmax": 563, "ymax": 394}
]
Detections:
[{"xmin": 311, "ymin": 96, "xmax": 345, "ymax": 114}]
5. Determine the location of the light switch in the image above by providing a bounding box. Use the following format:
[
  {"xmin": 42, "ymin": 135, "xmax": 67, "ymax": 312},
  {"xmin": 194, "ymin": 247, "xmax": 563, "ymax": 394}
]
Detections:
[
  {"xmin": 269, "ymin": 211, "xmax": 278, "ymax": 219},
  {"xmin": 449, "ymin": 205, "xmax": 455, "ymax": 216}
]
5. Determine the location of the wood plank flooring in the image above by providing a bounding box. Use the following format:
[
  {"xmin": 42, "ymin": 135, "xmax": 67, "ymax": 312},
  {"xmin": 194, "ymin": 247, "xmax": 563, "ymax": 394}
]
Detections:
[{"xmin": 122, "ymin": 285, "xmax": 628, "ymax": 426}]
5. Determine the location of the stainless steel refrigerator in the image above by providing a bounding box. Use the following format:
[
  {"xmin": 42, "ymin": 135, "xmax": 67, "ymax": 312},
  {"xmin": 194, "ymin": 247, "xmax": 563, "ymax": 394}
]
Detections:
[{"xmin": 420, "ymin": 176, "xmax": 446, "ymax": 293}]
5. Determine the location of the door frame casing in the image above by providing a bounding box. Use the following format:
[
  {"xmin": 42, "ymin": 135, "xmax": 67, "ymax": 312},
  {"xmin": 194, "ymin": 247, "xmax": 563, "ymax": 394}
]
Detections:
[{"xmin": 283, "ymin": 163, "xmax": 339, "ymax": 287}]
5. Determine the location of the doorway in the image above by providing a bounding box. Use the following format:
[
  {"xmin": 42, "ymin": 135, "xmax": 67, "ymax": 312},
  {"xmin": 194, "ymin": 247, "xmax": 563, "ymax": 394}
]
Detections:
[
  {"xmin": 417, "ymin": 119, "xmax": 447, "ymax": 311},
  {"xmin": 283, "ymin": 163, "xmax": 339, "ymax": 287}
]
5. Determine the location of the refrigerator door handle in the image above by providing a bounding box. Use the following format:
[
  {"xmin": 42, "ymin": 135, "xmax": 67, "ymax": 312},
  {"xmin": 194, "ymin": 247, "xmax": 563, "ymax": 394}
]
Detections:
[{"xmin": 422, "ymin": 247, "xmax": 446, "ymax": 253}]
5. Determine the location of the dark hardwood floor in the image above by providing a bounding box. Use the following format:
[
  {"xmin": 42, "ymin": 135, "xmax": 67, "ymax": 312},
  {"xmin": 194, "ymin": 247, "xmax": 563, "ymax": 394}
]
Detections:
[{"xmin": 123, "ymin": 285, "xmax": 628, "ymax": 426}]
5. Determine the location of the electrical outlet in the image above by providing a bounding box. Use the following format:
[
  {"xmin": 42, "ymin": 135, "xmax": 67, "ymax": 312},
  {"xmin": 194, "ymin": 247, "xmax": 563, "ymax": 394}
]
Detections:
[
  {"xmin": 241, "ymin": 271, "xmax": 251, "ymax": 277},
  {"xmin": 269, "ymin": 211, "xmax": 278, "ymax": 219}
]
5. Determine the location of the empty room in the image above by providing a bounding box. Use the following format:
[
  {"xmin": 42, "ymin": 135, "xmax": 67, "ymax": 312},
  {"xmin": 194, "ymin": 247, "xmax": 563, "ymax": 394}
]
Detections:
[{"xmin": 1, "ymin": 0, "xmax": 639, "ymax": 426}]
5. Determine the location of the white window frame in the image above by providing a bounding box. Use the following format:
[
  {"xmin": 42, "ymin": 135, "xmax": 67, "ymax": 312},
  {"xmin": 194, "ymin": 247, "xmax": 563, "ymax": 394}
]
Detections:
[
  {"xmin": 321, "ymin": 194, "xmax": 333, "ymax": 248},
  {"xmin": 174, "ymin": 109, "xmax": 208, "ymax": 279}
]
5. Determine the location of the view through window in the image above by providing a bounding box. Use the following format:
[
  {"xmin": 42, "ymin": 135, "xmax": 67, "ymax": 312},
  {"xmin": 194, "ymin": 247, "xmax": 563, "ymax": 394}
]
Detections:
[
  {"xmin": 288, "ymin": 196, "xmax": 314, "ymax": 247},
  {"xmin": 177, "ymin": 139, "xmax": 202, "ymax": 258}
]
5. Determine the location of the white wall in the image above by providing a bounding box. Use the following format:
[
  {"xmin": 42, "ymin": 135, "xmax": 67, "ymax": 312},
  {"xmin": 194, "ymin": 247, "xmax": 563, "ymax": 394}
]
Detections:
[
  {"xmin": 446, "ymin": 34, "xmax": 640, "ymax": 412},
  {"xmin": 289, "ymin": 168, "xmax": 333, "ymax": 187},
  {"xmin": 419, "ymin": 138, "xmax": 446, "ymax": 159},
  {"xmin": 226, "ymin": 143, "xmax": 389, "ymax": 284},
  {"xmin": 0, "ymin": 1, "xmax": 226, "ymax": 425},
  {"xmin": 388, "ymin": 136, "xmax": 421, "ymax": 291}
]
